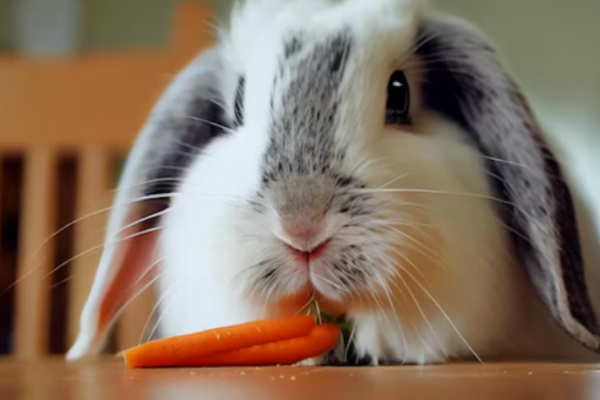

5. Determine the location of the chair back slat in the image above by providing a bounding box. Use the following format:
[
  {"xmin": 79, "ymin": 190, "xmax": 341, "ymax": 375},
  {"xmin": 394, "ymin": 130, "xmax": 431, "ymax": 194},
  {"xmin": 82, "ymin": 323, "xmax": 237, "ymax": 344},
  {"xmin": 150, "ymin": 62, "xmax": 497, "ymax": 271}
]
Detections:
[{"xmin": 14, "ymin": 148, "xmax": 56, "ymax": 358}]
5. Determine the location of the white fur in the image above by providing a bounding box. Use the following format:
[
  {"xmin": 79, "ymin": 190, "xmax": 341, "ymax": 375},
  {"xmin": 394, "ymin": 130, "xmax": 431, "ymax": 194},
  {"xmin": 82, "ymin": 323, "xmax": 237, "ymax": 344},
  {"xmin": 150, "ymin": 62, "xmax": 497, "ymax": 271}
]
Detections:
[
  {"xmin": 158, "ymin": 0, "xmax": 599, "ymax": 364},
  {"xmin": 69, "ymin": 0, "xmax": 600, "ymax": 364}
]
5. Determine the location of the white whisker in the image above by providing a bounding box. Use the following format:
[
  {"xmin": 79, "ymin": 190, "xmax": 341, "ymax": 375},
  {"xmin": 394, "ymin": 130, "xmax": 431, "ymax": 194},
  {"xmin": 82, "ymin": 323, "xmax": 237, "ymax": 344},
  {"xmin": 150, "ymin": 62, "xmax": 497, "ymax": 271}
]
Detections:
[
  {"xmin": 385, "ymin": 266, "xmax": 448, "ymax": 359},
  {"xmin": 401, "ymin": 266, "xmax": 482, "ymax": 363},
  {"xmin": 185, "ymin": 116, "xmax": 235, "ymax": 134},
  {"xmin": 374, "ymin": 274, "xmax": 408, "ymax": 358},
  {"xmin": 358, "ymin": 187, "xmax": 548, "ymax": 234},
  {"xmin": 110, "ymin": 257, "xmax": 166, "ymax": 331}
]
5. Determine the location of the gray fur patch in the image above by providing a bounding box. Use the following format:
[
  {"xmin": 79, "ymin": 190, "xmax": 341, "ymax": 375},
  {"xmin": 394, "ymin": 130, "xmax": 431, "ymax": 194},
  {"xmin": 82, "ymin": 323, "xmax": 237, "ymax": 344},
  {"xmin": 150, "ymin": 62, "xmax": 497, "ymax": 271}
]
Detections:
[
  {"xmin": 140, "ymin": 51, "xmax": 230, "ymax": 208},
  {"xmin": 262, "ymin": 31, "xmax": 352, "ymax": 185},
  {"xmin": 258, "ymin": 31, "xmax": 374, "ymax": 221}
]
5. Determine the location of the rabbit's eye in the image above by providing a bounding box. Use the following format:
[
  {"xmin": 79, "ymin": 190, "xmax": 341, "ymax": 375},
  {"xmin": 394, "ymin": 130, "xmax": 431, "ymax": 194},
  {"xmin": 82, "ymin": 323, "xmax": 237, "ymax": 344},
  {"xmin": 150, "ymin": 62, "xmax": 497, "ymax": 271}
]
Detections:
[
  {"xmin": 385, "ymin": 70, "xmax": 411, "ymax": 125},
  {"xmin": 234, "ymin": 76, "xmax": 245, "ymax": 127}
]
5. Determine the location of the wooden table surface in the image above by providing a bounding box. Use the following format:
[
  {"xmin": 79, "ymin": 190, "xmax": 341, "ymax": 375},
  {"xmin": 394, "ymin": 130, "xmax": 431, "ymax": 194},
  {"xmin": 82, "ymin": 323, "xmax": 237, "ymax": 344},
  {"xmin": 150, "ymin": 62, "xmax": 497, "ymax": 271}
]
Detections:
[{"xmin": 1, "ymin": 358, "xmax": 600, "ymax": 400}]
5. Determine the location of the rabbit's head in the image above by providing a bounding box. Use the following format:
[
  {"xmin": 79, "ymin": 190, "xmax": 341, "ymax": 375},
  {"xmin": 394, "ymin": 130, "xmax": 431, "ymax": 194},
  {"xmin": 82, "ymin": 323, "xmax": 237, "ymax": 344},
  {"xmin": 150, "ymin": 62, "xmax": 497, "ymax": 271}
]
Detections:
[{"xmin": 67, "ymin": 0, "xmax": 599, "ymax": 362}]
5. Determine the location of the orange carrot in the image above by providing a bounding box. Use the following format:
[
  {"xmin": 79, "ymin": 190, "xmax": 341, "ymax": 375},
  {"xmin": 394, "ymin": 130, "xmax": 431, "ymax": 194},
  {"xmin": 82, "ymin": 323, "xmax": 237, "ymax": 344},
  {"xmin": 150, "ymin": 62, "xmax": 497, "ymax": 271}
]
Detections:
[
  {"xmin": 123, "ymin": 315, "xmax": 318, "ymax": 368},
  {"xmin": 169, "ymin": 323, "xmax": 341, "ymax": 367}
]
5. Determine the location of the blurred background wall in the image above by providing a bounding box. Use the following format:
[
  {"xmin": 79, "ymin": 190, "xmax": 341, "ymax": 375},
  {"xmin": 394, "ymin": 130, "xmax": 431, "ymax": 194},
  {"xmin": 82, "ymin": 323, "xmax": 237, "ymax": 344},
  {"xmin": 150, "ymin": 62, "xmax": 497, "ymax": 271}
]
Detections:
[
  {"xmin": 0, "ymin": 0, "xmax": 597, "ymax": 359},
  {"xmin": 3, "ymin": 0, "xmax": 596, "ymax": 189}
]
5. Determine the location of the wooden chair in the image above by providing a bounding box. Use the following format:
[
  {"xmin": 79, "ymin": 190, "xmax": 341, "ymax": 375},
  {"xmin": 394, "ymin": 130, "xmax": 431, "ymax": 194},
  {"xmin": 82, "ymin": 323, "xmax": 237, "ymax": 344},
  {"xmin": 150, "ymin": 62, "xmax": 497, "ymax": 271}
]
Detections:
[{"xmin": 0, "ymin": 1, "xmax": 214, "ymax": 359}]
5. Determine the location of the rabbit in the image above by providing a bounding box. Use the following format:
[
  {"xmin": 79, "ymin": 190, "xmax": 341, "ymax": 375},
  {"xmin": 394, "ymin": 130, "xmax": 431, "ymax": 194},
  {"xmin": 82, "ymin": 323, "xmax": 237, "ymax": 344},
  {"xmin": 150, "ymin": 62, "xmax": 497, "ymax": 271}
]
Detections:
[{"xmin": 66, "ymin": 0, "xmax": 600, "ymax": 366}]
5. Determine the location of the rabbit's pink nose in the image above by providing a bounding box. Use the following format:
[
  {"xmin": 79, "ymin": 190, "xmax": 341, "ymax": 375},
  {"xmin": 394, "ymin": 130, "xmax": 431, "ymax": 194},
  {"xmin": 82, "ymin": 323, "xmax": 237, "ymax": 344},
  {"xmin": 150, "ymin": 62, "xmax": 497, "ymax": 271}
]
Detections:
[
  {"xmin": 287, "ymin": 238, "xmax": 330, "ymax": 265},
  {"xmin": 282, "ymin": 223, "xmax": 330, "ymax": 264}
]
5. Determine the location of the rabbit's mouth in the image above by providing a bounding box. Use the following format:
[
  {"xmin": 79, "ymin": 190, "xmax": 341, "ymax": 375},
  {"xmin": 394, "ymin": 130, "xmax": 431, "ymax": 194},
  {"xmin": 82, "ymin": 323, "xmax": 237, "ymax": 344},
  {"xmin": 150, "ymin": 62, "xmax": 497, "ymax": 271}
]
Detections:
[{"xmin": 285, "ymin": 239, "xmax": 331, "ymax": 266}]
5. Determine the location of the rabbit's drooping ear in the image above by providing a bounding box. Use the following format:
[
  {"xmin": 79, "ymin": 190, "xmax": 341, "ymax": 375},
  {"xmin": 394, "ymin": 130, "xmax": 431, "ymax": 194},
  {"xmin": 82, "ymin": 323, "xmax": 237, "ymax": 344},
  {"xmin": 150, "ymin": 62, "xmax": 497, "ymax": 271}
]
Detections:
[
  {"xmin": 416, "ymin": 15, "xmax": 600, "ymax": 351},
  {"xmin": 67, "ymin": 48, "xmax": 230, "ymax": 360}
]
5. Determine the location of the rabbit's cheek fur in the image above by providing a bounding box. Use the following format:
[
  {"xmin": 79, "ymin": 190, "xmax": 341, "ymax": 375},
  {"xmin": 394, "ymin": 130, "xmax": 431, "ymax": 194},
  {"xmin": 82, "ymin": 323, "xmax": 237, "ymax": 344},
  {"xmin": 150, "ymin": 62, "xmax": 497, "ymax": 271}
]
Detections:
[
  {"xmin": 335, "ymin": 117, "xmax": 507, "ymax": 363},
  {"xmin": 342, "ymin": 115, "xmax": 599, "ymax": 365},
  {"xmin": 157, "ymin": 131, "xmax": 275, "ymax": 336}
]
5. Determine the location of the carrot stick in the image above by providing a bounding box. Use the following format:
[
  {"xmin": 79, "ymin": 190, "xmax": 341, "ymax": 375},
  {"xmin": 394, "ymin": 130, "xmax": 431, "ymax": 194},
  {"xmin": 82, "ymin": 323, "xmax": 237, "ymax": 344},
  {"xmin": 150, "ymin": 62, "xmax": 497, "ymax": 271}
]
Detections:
[
  {"xmin": 124, "ymin": 315, "xmax": 316, "ymax": 368},
  {"xmin": 181, "ymin": 323, "xmax": 341, "ymax": 367}
]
